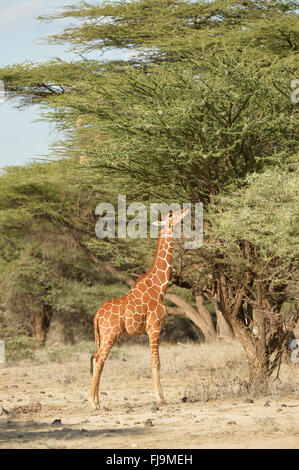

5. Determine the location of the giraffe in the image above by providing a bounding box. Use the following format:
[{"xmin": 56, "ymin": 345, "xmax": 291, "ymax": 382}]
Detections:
[{"xmin": 88, "ymin": 208, "xmax": 188, "ymax": 410}]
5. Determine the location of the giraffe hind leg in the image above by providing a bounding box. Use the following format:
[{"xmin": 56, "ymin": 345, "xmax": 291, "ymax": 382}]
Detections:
[
  {"xmin": 88, "ymin": 332, "xmax": 119, "ymax": 410},
  {"xmin": 90, "ymin": 314, "xmax": 100, "ymax": 378}
]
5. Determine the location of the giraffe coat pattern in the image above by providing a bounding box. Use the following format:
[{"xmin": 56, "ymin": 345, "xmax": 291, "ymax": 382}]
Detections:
[{"xmin": 88, "ymin": 209, "xmax": 187, "ymax": 409}]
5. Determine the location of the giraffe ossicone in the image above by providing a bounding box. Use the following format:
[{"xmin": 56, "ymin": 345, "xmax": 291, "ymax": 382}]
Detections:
[{"xmin": 88, "ymin": 208, "xmax": 188, "ymax": 410}]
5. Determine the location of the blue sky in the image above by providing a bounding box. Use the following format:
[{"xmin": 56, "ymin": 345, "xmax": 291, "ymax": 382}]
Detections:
[{"xmin": 0, "ymin": 0, "xmax": 127, "ymax": 169}]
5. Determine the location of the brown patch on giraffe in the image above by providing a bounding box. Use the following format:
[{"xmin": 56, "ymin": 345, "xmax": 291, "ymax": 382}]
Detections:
[
  {"xmin": 165, "ymin": 267, "xmax": 171, "ymax": 277},
  {"xmin": 134, "ymin": 313, "xmax": 142, "ymax": 322},
  {"xmin": 148, "ymin": 287, "xmax": 159, "ymax": 299},
  {"xmin": 144, "ymin": 278, "xmax": 152, "ymax": 288},
  {"xmin": 151, "ymin": 274, "xmax": 161, "ymax": 286},
  {"xmin": 110, "ymin": 313, "xmax": 119, "ymax": 323},
  {"xmin": 147, "ymin": 299, "xmax": 157, "ymax": 311},
  {"xmin": 138, "ymin": 283, "xmax": 147, "ymax": 293},
  {"xmin": 158, "ymin": 258, "xmax": 168, "ymax": 270},
  {"xmin": 102, "ymin": 320, "xmax": 110, "ymax": 328},
  {"xmin": 156, "ymin": 269, "xmax": 167, "ymax": 283},
  {"xmin": 142, "ymin": 292, "xmax": 151, "ymax": 303}
]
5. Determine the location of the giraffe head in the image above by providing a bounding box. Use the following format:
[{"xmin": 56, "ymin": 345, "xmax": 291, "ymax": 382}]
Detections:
[{"xmin": 153, "ymin": 208, "xmax": 189, "ymax": 236}]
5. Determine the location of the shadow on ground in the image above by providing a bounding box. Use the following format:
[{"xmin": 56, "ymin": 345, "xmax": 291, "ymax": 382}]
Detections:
[{"xmin": 0, "ymin": 419, "xmax": 149, "ymax": 443}]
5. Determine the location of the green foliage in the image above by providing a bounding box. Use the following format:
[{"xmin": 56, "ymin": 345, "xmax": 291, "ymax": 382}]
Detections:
[
  {"xmin": 211, "ymin": 159, "xmax": 299, "ymax": 262},
  {"xmin": 0, "ymin": 161, "xmax": 131, "ymax": 341},
  {"xmin": 199, "ymin": 160, "xmax": 299, "ymax": 301},
  {"xmin": 37, "ymin": 0, "xmax": 298, "ymax": 61},
  {"xmin": 5, "ymin": 336, "xmax": 40, "ymax": 362},
  {"xmin": 79, "ymin": 52, "xmax": 296, "ymax": 202},
  {"xmin": 107, "ymin": 347, "xmax": 129, "ymax": 361},
  {"xmin": 43, "ymin": 345, "xmax": 77, "ymax": 363},
  {"xmin": 1, "ymin": 1, "xmax": 296, "ymax": 204}
]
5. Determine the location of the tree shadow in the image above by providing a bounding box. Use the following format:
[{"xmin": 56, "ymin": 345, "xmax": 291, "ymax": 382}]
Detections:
[{"xmin": 0, "ymin": 419, "xmax": 149, "ymax": 444}]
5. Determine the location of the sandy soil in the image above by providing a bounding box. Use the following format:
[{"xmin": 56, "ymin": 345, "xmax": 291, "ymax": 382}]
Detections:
[{"xmin": 0, "ymin": 341, "xmax": 298, "ymax": 449}]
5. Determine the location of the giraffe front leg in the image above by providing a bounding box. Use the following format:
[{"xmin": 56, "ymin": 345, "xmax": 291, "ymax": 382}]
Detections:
[
  {"xmin": 152, "ymin": 367, "xmax": 167, "ymax": 406},
  {"xmin": 148, "ymin": 329, "xmax": 167, "ymax": 406}
]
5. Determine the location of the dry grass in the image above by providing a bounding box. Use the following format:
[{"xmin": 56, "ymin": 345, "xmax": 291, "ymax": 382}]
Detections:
[
  {"xmin": 97, "ymin": 339, "xmax": 299, "ymax": 402},
  {"xmin": 1, "ymin": 339, "xmax": 298, "ymax": 449},
  {"xmin": 4, "ymin": 338, "xmax": 298, "ymax": 402}
]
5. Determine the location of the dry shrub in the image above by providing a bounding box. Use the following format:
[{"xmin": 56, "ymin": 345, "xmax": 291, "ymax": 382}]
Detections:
[
  {"xmin": 57, "ymin": 365, "xmax": 77, "ymax": 385},
  {"xmin": 184, "ymin": 364, "xmax": 249, "ymax": 402},
  {"xmin": 183, "ymin": 341, "xmax": 299, "ymax": 402},
  {"xmin": 107, "ymin": 347, "xmax": 129, "ymax": 361},
  {"xmin": 269, "ymin": 364, "xmax": 299, "ymax": 399}
]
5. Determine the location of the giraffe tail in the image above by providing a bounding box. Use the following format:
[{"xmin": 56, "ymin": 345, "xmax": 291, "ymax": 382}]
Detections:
[
  {"xmin": 90, "ymin": 314, "xmax": 100, "ymax": 375},
  {"xmin": 90, "ymin": 354, "xmax": 95, "ymax": 375}
]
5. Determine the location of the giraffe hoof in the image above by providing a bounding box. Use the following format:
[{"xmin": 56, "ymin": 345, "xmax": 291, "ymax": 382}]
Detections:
[
  {"xmin": 88, "ymin": 398, "xmax": 100, "ymax": 410},
  {"xmin": 156, "ymin": 398, "xmax": 167, "ymax": 406}
]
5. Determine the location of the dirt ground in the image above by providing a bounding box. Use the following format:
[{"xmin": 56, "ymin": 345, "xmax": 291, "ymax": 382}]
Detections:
[{"xmin": 0, "ymin": 340, "xmax": 298, "ymax": 449}]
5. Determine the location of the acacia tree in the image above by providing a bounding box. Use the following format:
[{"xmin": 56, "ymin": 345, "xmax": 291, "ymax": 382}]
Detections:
[
  {"xmin": 211, "ymin": 165, "xmax": 298, "ymax": 383},
  {"xmin": 0, "ymin": 0, "xmax": 298, "ymax": 378},
  {"xmin": 0, "ymin": 162, "xmax": 132, "ymax": 344},
  {"xmin": 0, "ymin": 162, "xmax": 206, "ymax": 344},
  {"xmin": 187, "ymin": 161, "xmax": 298, "ymax": 383}
]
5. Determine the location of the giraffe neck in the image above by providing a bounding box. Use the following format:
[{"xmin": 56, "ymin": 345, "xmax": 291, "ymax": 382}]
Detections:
[{"xmin": 148, "ymin": 226, "xmax": 173, "ymax": 294}]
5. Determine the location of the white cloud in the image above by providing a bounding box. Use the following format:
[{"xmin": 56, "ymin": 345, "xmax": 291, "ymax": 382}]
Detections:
[{"xmin": 0, "ymin": 0, "xmax": 43, "ymax": 31}]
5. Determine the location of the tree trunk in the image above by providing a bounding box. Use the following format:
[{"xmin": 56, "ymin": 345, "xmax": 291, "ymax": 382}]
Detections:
[
  {"xmin": 229, "ymin": 314, "xmax": 269, "ymax": 390},
  {"xmin": 165, "ymin": 293, "xmax": 216, "ymax": 342},
  {"xmin": 33, "ymin": 310, "xmax": 47, "ymax": 345},
  {"xmin": 216, "ymin": 308, "xmax": 234, "ymax": 338},
  {"xmin": 201, "ymin": 289, "xmax": 234, "ymax": 338},
  {"xmin": 195, "ymin": 294, "xmax": 217, "ymax": 341},
  {"xmin": 217, "ymin": 273, "xmax": 269, "ymax": 386},
  {"xmin": 32, "ymin": 306, "xmax": 52, "ymax": 346}
]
